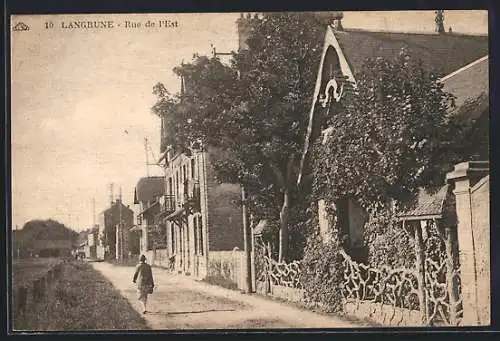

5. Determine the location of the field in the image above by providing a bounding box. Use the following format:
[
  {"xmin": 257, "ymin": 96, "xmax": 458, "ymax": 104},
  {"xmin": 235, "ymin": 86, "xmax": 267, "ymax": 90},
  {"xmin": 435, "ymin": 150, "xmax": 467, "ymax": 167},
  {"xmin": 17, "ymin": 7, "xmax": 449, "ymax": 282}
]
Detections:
[
  {"xmin": 12, "ymin": 260, "xmax": 150, "ymax": 331},
  {"xmin": 12, "ymin": 257, "xmax": 62, "ymax": 288}
]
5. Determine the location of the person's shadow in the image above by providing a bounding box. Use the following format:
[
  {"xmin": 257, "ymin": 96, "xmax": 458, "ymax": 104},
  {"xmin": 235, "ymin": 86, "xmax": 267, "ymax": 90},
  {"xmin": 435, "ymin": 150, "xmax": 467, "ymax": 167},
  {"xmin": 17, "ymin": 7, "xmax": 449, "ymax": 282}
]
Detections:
[{"xmin": 146, "ymin": 309, "xmax": 236, "ymax": 316}]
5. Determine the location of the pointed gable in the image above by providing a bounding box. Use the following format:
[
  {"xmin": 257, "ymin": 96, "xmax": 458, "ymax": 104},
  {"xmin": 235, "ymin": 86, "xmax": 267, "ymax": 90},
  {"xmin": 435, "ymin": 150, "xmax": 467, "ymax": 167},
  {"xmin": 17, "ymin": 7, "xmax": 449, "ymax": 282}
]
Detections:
[
  {"xmin": 334, "ymin": 30, "xmax": 488, "ymax": 78},
  {"xmin": 298, "ymin": 26, "xmax": 489, "ymax": 185}
]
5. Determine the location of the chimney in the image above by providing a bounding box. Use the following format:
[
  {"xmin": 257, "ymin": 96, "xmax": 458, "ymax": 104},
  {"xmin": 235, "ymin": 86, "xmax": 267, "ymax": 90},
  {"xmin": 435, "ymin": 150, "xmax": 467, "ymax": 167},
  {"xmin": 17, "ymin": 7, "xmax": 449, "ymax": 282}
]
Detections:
[
  {"xmin": 237, "ymin": 12, "xmax": 257, "ymax": 51},
  {"xmin": 435, "ymin": 10, "xmax": 445, "ymax": 34},
  {"xmin": 332, "ymin": 11, "xmax": 344, "ymax": 31}
]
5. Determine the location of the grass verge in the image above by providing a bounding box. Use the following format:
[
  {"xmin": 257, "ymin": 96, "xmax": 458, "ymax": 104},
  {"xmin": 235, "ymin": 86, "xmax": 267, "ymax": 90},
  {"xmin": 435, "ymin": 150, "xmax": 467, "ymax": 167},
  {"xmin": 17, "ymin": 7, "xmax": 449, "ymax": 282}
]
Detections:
[
  {"xmin": 12, "ymin": 261, "xmax": 150, "ymax": 331},
  {"xmin": 202, "ymin": 276, "xmax": 239, "ymax": 291}
]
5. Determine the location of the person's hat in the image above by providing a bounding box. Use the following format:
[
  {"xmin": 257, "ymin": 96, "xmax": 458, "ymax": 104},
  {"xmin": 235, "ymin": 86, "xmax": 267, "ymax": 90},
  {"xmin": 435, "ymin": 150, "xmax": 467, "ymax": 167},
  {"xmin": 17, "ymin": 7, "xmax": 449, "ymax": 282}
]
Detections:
[{"xmin": 139, "ymin": 254, "xmax": 146, "ymax": 262}]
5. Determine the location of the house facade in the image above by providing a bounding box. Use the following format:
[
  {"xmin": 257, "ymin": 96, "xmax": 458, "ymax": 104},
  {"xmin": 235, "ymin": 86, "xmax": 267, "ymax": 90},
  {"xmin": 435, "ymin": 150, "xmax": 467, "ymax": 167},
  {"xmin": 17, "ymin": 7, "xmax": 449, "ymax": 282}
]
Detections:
[
  {"xmin": 154, "ymin": 146, "xmax": 244, "ymax": 281},
  {"xmin": 298, "ymin": 14, "xmax": 489, "ymax": 258},
  {"xmin": 293, "ymin": 13, "xmax": 489, "ymax": 326}
]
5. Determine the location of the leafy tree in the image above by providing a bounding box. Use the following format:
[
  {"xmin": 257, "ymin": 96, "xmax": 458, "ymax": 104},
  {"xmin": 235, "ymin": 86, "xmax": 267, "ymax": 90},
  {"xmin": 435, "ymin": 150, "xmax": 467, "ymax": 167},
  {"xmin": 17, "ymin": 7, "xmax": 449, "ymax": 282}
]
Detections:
[
  {"xmin": 15, "ymin": 219, "xmax": 79, "ymax": 253},
  {"xmin": 152, "ymin": 12, "xmax": 326, "ymax": 262},
  {"xmin": 313, "ymin": 49, "xmax": 458, "ymax": 214}
]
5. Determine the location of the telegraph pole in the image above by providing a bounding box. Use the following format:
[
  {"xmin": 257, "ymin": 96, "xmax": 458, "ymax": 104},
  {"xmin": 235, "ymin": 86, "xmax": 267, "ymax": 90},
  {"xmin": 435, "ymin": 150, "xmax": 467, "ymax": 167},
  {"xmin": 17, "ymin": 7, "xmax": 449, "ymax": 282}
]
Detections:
[
  {"xmin": 119, "ymin": 186, "xmax": 123, "ymax": 261},
  {"xmin": 109, "ymin": 183, "xmax": 114, "ymax": 205},
  {"xmin": 144, "ymin": 138, "xmax": 150, "ymax": 177}
]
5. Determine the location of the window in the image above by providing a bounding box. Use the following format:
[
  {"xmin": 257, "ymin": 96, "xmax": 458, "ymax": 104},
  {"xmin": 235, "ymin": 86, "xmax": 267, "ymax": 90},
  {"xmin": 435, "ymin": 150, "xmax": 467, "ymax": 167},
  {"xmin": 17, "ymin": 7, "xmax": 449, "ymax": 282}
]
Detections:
[
  {"xmin": 191, "ymin": 158, "xmax": 195, "ymax": 178},
  {"xmin": 137, "ymin": 215, "xmax": 142, "ymax": 225},
  {"xmin": 193, "ymin": 217, "xmax": 198, "ymax": 254},
  {"xmin": 183, "ymin": 165, "xmax": 187, "ymax": 183},
  {"xmin": 176, "ymin": 171, "xmax": 179, "ymax": 198}
]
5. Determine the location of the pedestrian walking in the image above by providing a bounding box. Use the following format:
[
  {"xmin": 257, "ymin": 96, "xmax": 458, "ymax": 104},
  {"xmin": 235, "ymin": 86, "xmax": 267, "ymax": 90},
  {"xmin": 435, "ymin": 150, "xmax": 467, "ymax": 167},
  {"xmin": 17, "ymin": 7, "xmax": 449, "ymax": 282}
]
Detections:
[{"xmin": 133, "ymin": 254, "xmax": 155, "ymax": 314}]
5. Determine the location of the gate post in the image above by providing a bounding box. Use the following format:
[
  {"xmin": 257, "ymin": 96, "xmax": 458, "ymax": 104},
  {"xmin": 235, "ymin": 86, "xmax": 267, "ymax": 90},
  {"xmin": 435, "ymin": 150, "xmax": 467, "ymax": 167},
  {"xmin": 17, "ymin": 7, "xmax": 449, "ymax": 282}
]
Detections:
[
  {"xmin": 413, "ymin": 222, "xmax": 427, "ymax": 324},
  {"xmin": 446, "ymin": 161, "xmax": 489, "ymax": 326}
]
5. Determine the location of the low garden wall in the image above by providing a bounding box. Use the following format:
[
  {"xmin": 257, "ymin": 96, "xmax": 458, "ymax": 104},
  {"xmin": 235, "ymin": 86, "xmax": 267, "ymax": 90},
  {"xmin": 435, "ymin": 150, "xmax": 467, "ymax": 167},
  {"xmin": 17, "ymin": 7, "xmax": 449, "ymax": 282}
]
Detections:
[
  {"xmin": 255, "ymin": 281, "xmax": 305, "ymax": 304},
  {"xmin": 207, "ymin": 250, "xmax": 246, "ymax": 291},
  {"xmin": 146, "ymin": 249, "xmax": 174, "ymax": 270},
  {"xmin": 343, "ymin": 300, "xmax": 423, "ymax": 327}
]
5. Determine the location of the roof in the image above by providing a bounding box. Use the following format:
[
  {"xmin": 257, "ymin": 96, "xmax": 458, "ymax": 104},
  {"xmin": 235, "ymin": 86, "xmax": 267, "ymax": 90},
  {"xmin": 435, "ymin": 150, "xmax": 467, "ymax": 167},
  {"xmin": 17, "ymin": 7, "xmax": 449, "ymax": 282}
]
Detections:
[
  {"xmin": 335, "ymin": 29, "xmax": 488, "ymax": 78},
  {"xmin": 298, "ymin": 26, "xmax": 489, "ymax": 184},
  {"xmin": 134, "ymin": 176, "xmax": 165, "ymax": 204},
  {"xmin": 441, "ymin": 56, "xmax": 489, "ymax": 122},
  {"xmin": 138, "ymin": 200, "xmax": 160, "ymax": 216},
  {"xmin": 397, "ymin": 185, "xmax": 452, "ymax": 221},
  {"xmin": 101, "ymin": 200, "xmax": 134, "ymax": 214}
]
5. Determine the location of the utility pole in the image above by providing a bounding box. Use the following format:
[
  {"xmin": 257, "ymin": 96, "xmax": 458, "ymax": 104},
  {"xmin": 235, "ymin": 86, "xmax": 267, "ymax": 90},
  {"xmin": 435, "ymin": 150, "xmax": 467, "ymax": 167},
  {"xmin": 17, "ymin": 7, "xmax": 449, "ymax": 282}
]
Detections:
[
  {"xmin": 119, "ymin": 186, "xmax": 123, "ymax": 261},
  {"xmin": 241, "ymin": 185, "xmax": 252, "ymax": 293},
  {"xmin": 109, "ymin": 183, "xmax": 114, "ymax": 205},
  {"xmin": 92, "ymin": 197, "xmax": 96, "ymax": 227},
  {"xmin": 144, "ymin": 138, "xmax": 150, "ymax": 177}
]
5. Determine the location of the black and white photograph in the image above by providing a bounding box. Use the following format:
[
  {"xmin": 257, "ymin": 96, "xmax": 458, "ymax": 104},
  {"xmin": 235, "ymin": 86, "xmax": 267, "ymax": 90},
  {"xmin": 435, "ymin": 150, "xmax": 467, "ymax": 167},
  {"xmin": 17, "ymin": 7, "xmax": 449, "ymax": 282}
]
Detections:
[{"xmin": 9, "ymin": 10, "xmax": 490, "ymax": 332}]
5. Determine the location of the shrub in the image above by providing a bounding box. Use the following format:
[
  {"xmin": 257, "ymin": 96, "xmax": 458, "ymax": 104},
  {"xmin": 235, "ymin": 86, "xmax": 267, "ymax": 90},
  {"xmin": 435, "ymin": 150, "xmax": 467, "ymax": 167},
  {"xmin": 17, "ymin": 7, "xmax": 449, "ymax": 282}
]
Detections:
[
  {"xmin": 299, "ymin": 233, "xmax": 344, "ymax": 313},
  {"xmin": 364, "ymin": 208, "xmax": 416, "ymax": 269}
]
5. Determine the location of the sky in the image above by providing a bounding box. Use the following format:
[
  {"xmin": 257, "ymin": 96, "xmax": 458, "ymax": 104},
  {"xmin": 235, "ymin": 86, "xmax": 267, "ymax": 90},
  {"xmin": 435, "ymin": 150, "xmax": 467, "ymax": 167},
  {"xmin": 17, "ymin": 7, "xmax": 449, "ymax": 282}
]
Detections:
[{"xmin": 10, "ymin": 10, "xmax": 488, "ymax": 232}]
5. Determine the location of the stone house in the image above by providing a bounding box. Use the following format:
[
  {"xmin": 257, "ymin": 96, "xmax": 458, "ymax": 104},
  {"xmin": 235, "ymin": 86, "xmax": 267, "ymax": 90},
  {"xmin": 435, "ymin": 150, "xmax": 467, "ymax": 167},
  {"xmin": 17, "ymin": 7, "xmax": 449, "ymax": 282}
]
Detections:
[
  {"xmin": 298, "ymin": 14, "xmax": 488, "ymax": 260},
  {"xmin": 154, "ymin": 144, "xmax": 245, "ymax": 280}
]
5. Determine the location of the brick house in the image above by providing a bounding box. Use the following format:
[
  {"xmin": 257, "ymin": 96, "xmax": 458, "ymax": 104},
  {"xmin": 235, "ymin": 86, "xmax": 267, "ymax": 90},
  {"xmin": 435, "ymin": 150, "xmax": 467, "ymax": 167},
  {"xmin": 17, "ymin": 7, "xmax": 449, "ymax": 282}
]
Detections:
[{"xmin": 298, "ymin": 13, "xmax": 488, "ymax": 259}]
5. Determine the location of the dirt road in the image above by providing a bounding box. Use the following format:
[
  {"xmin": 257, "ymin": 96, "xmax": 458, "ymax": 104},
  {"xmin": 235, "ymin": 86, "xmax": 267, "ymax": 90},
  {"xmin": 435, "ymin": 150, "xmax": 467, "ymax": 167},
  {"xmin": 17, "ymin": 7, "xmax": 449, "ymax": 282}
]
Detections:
[{"xmin": 91, "ymin": 261, "xmax": 361, "ymax": 330}]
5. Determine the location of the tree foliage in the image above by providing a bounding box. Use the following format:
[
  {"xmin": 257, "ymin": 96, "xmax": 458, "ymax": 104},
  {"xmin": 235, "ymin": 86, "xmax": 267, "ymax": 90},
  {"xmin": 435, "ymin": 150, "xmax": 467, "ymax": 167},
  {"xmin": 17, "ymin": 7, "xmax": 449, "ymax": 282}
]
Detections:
[
  {"xmin": 14, "ymin": 219, "xmax": 78, "ymax": 249},
  {"xmin": 364, "ymin": 208, "xmax": 415, "ymax": 268},
  {"xmin": 152, "ymin": 13, "xmax": 326, "ymax": 262},
  {"xmin": 313, "ymin": 49, "xmax": 458, "ymax": 213}
]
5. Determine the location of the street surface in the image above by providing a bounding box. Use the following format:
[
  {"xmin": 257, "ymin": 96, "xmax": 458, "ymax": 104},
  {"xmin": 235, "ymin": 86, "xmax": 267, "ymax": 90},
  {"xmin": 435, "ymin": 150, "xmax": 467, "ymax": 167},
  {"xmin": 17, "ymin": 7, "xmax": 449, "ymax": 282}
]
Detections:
[{"xmin": 91, "ymin": 261, "xmax": 361, "ymax": 329}]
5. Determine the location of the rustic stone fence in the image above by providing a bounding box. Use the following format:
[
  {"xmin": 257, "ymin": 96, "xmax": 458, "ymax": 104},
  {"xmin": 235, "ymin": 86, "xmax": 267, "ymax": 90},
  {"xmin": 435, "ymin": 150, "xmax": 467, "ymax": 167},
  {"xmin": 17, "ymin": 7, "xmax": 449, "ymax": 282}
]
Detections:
[
  {"xmin": 254, "ymin": 250, "xmax": 306, "ymax": 304},
  {"xmin": 12, "ymin": 261, "xmax": 65, "ymax": 317}
]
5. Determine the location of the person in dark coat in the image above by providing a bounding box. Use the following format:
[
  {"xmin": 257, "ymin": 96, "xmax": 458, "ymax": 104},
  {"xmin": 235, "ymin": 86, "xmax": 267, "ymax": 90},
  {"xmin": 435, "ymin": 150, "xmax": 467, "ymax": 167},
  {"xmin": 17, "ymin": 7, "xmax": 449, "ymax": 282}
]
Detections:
[{"xmin": 133, "ymin": 254, "xmax": 155, "ymax": 314}]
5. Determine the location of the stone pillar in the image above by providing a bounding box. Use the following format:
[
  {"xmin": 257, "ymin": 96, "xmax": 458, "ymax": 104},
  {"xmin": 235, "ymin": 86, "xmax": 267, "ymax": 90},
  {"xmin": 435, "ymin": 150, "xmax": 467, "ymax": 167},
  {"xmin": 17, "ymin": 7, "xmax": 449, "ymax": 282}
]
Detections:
[{"xmin": 446, "ymin": 161, "xmax": 489, "ymax": 326}]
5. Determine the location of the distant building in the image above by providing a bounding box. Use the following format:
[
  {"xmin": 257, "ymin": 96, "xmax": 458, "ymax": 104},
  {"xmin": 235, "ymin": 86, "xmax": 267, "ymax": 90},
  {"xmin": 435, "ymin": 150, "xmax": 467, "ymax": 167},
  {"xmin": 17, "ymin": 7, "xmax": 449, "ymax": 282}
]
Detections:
[
  {"xmin": 132, "ymin": 176, "xmax": 165, "ymax": 255},
  {"xmin": 97, "ymin": 199, "xmax": 134, "ymax": 260},
  {"xmin": 85, "ymin": 226, "xmax": 99, "ymax": 259}
]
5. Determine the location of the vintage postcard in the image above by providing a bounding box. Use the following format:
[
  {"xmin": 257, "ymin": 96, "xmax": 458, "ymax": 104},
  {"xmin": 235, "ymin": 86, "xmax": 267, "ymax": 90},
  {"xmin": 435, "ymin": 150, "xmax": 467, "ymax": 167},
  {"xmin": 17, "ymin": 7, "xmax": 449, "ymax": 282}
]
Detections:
[{"xmin": 10, "ymin": 10, "xmax": 489, "ymax": 332}]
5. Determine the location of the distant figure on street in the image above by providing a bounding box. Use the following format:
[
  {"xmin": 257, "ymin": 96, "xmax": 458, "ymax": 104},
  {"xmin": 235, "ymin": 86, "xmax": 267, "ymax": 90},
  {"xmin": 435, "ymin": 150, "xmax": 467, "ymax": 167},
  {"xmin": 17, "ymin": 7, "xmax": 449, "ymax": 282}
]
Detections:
[{"xmin": 133, "ymin": 254, "xmax": 155, "ymax": 314}]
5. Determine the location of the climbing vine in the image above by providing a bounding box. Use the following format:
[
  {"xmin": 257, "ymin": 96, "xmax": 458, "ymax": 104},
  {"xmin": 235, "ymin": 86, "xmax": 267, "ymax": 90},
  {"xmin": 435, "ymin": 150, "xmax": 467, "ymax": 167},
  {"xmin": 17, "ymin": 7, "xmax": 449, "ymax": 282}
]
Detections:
[{"xmin": 312, "ymin": 49, "xmax": 457, "ymax": 215}]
